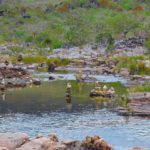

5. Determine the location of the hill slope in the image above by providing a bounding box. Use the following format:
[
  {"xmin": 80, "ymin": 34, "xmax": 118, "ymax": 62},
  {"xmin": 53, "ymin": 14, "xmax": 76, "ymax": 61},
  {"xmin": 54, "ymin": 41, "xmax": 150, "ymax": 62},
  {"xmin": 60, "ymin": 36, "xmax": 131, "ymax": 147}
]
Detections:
[{"xmin": 0, "ymin": 0, "xmax": 149, "ymax": 50}]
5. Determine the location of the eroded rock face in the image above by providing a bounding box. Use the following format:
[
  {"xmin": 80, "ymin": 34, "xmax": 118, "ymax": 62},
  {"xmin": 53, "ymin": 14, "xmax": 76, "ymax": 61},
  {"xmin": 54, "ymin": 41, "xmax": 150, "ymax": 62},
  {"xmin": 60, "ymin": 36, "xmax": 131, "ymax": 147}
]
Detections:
[
  {"xmin": 0, "ymin": 67, "xmax": 31, "ymax": 89},
  {"xmin": 0, "ymin": 133, "xmax": 29, "ymax": 150},
  {"xmin": 82, "ymin": 136, "xmax": 113, "ymax": 150},
  {"xmin": 115, "ymin": 37, "xmax": 145, "ymax": 49},
  {"xmin": 0, "ymin": 147, "xmax": 9, "ymax": 150},
  {"xmin": 116, "ymin": 92, "xmax": 150, "ymax": 116},
  {"xmin": 0, "ymin": 65, "xmax": 41, "ymax": 89},
  {"xmin": 131, "ymin": 147, "xmax": 145, "ymax": 150},
  {"xmin": 32, "ymin": 78, "xmax": 41, "ymax": 85},
  {"xmin": 0, "ymin": 67, "xmax": 29, "ymax": 79},
  {"xmin": 114, "ymin": 37, "xmax": 147, "ymax": 57},
  {"xmin": 62, "ymin": 140, "xmax": 81, "ymax": 150},
  {"xmin": 16, "ymin": 137, "xmax": 53, "ymax": 150},
  {"xmin": 131, "ymin": 75, "xmax": 150, "ymax": 83},
  {"xmin": 120, "ymin": 68, "xmax": 130, "ymax": 76},
  {"xmin": 128, "ymin": 92, "xmax": 150, "ymax": 116},
  {"xmin": 0, "ymin": 133, "xmax": 113, "ymax": 150}
]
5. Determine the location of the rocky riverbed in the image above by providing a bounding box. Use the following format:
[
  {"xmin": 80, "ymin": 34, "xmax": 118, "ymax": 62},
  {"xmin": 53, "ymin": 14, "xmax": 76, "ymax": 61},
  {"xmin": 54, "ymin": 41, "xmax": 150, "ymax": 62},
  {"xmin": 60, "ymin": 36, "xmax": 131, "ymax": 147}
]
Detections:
[
  {"xmin": 0, "ymin": 36, "xmax": 150, "ymax": 87},
  {"xmin": 0, "ymin": 133, "xmax": 112, "ymax": 150}
]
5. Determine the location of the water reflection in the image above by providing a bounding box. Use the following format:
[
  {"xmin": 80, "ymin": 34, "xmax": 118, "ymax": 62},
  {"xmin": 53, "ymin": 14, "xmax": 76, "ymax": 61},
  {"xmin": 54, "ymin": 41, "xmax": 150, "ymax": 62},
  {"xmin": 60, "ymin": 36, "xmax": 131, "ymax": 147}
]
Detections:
[
  {"xmin": 0, "ymin": 80, "xmax": 127, "ymax": 114},
  {"xmin": 0, "ymin": 91, "xmax": 5, "ymax": 101},
  {"xmin": 0, "ymin": 81, "xmax": 149, "ymax": 149},
  {"xmin": 66, "ymin": 103, "xmax": 72, "ymax": 112},
  {"xmin": 91, "ymin": 97, "xmax": 112, "ymax": 110}
]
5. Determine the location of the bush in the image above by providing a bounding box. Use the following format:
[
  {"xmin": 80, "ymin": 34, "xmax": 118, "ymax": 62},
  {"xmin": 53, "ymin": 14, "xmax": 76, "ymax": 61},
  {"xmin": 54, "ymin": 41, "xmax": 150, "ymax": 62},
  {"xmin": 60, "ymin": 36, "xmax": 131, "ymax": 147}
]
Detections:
[
  {"xmin": 118, "ymin": 0, "xmax": 134, "ymax": 10},
  {"xmin": 47, "ymin": 58, "xmax": 70, "ymax": 66},
  {"xmin": 115, "ymin": 56, "xmax": 150, "ymax": 75},
  {"xmin": 35, "ymin": 32, "xmax": 52, "ymax": 46},
  {"xmin": 144, "ymin": 40, "xmax": 150, "ymax": 51},
  {"xmin": 51, "ymin": 39, "xmax": 63, "ymax": 49},
  {"xmin": 15, "ymin": 30, "xmax": 26, "ymax": 38},
  {"xmin": 132, "ymin": 5, "xmax": 144, "ymax": 13},
  {"xmin": 99, "ymin": 0, "xmax": 109, "ymax": 8},
  {"xmin": 129, "ymin": 83, "xmax": 150, "ymax": 92},
  {"xmin": 9, "ymin": 46, "xmax": 24, "ymax": 53},
  {"xmin": 23, "ymin": 56, "xmax": 47, "ymax": 64},
  {"xmin": 57, "ymin": 2, "xmax": 69, "ymax": 13}
]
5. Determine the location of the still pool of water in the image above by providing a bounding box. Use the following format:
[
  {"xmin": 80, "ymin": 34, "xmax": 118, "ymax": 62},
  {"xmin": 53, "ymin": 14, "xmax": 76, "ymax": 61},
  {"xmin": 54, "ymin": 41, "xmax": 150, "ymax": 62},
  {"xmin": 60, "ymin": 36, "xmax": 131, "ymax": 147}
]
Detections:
[{"xmin": 0, "ymin": 80, "xmax": 150, "ymax": 150}]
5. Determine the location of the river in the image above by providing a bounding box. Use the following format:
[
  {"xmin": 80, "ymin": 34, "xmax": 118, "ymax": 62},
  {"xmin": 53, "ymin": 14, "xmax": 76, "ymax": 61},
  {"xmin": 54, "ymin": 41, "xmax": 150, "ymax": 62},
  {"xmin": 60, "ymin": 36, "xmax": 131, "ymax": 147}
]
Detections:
[{"xmin": 0, "ymin": 75, "xmax": 149, "ymax": 150}]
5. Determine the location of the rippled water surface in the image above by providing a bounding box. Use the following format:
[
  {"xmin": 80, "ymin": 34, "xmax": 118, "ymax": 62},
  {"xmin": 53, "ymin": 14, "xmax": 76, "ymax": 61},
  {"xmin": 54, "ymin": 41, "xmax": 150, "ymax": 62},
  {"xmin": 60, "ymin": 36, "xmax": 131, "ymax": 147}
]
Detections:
[{"xmin": 0, "ymin": 80, "xmax": 149, "ymax": 150}]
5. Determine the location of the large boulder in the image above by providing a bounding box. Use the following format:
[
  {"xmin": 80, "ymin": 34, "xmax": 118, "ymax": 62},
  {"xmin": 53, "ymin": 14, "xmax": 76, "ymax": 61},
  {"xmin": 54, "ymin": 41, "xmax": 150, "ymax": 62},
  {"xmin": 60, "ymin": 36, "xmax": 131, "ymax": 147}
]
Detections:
[
  {"xmin": 82, "ymin": 136, "xmax": 113, "ymax": 150},
  {"xmin": 32, "ymin": 78, "xmax": 41, "ymax": 85},
  {"xmin": 120, "ymin": 68, "xmax": 130, "ymax": 76},
  {"xmin": 16, "ymin": 137, "xmax": 52, "ymax": 150},
  {"xmin": 27, "ymin": 64, "xmax": 38, "ymax": 70},
  {"xmin": 0, "ymin": 147, "xmax": 9, "ymax": 150},
  {"xmin": 116, "ymin": 92, "xmax": 150, "ymax": 116},
  {"xmin": 0, "ymin": 133, "xmax": 29, "ymax": 150},
  {"xmin": 0, "ymin": 133, "xmax": 114, "ymax": 150},
  {"xmin": 5, "ymin": 78, "xmax": 27, "ymax": 87},
  {"xmin": 62, "ymin": 140, "xmax": 81, "ymax": 150},
  {"xmin": 47, "ymin": 63, "xmax": 56, "ymax": 72}
]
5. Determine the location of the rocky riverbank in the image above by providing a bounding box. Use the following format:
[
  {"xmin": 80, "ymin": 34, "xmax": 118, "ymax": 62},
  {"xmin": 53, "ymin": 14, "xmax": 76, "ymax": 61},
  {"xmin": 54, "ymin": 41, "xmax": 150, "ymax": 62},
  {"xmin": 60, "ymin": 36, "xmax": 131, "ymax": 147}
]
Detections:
[
  {"xmin": 0, "ymin": 133, "xmax": 113, "ymax": 150},
  {"xmin": 0, "ymin": 63, "xmax": 41, "ymax": 89},
  {"xmin": 116, "ymin": 92, "xmax": 150, "ymax": 117}
]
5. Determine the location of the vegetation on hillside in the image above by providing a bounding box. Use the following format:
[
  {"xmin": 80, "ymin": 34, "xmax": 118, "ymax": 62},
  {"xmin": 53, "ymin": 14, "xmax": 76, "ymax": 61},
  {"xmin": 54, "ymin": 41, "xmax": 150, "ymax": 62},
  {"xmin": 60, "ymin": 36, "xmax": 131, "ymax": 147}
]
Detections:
[
  {"xmin": 115, "ymin": 55, "xmax": 150, "ymax": 75},
  {"xmin": 0, "ymin": 0, "xmax": 149, "ymax": 50}
]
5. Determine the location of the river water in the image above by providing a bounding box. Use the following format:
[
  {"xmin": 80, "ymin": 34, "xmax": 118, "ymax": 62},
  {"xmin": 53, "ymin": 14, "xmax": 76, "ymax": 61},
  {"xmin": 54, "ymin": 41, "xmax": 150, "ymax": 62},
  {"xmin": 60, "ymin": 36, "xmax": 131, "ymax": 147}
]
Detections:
[{"xmin": 0, "ymin": 75, "xmax": 149, "ymax": 150}]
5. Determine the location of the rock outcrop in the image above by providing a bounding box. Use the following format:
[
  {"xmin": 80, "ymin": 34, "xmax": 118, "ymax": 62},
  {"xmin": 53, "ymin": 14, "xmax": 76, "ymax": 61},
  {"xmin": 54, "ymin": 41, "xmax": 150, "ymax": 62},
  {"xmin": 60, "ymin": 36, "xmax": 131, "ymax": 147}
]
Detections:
[
  {"xmin": 0, "ymin": 133, "xmax": 113, "ymax": 150},
  {"xmin": 116, "ymin": 92, "xmax": 150, "ymax": 116},
  {"xmin": 113, "ymin": 37, "xmax": 147, "ymax": 57},
  {"xmin": 0, "ymin": 64, "xmax": 41, "ymax": 89},
  {"xmin": 0, "ymin": 133, "xmax": 29, "ymax": 150}
]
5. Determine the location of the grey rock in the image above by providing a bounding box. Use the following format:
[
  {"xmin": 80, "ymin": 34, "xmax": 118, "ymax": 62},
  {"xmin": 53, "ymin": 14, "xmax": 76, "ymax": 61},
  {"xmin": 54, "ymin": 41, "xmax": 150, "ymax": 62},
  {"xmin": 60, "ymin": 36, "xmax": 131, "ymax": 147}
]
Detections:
[
  {"xmin": 16, "ymin": 137, "xmax": 50, "ymax": 150},
  {"xmin": 32, "ymin": 78, "xmax": 41, "ymax": 85},
  {"xmin": 120, "ymin": 68, "xmax": 130, "ymax": 76},
  {"xmin": 0, "ymin": 133, "xmax": 29, "ymax": 150},
  {"xmin": 0, "ymin": 147, "xmax": 9, "ymax": 150}
]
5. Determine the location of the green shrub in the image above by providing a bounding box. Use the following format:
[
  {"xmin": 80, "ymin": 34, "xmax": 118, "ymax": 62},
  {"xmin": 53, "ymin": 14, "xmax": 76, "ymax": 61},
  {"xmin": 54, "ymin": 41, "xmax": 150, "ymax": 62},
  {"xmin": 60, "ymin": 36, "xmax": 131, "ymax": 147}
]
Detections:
[
  {"xmin": 115, "ymin": 56, "xmax": 150, "ymax": 75},
  {"xmin": 51, "ymin": 39, "xmax": 63, "ymax": 49},
  {"xmin": 25, "ymin": 36, "xmax": 33, "ymax": 43},
  {"xmin": 47, "ymin": 58, "xmax": 70, "ymax": 66},
  {"xmin": 144, "ymin": 40, "xmax": 150, "ymax": 58},
  {"xmin": 118, "ymin": 0, "xmax": 135, "ymax": 10},
  {"xmin": 23, "ymin": 56, "xmax": 47, "ymax": 64},
  {"xmin": 15, "ymin": 30, "xmax": 26, "ymax": 38},
  {"xmin": 9, "ymin": 46, "xmax": 24, "ymax": 53},
  {"xmin": 35, "ymin": 32, "xmax": 52, "ymax": 46},
  {"xmin": 129, "ymin": 83, "xmax": 150, "ymax": 92}
]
